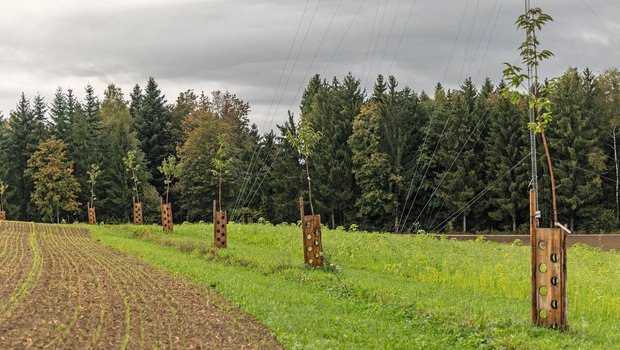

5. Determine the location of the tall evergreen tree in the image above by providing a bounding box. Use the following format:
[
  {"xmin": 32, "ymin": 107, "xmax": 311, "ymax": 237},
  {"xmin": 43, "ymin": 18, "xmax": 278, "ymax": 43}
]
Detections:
[
  {"xmin": 49, "ymin": 87, "xmax": 68, "ymax": 138},
  {"xmin": 547, "ymin": 68, "xmax": 605, "ymax": 230},
  {"xmin": 6, "ymin": 93, "xmax": 47, "ymax": 220},
  {"xmin": 484, "ymin": 84, "xmax": 530, "ymax": 231},
  {"xmin": 135, "ymin": 77, "xmax": 175, "ymax": 194},
  {"xmin": 433, "ymin": 79, "xmax": 480, "ymax": 232},
  {"xmin": 303, "ymin": 74, "xmax": 363, "ymax": 227},
  {"xmin": 349, "ymin": 102, "xmax": 393, "ymax": 229}
]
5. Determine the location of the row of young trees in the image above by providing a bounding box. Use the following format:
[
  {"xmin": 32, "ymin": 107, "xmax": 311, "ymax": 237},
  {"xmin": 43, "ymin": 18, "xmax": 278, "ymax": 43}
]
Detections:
[{"xmin": 0, "ymin": 68, "xmax": 619, "ymax": 232}]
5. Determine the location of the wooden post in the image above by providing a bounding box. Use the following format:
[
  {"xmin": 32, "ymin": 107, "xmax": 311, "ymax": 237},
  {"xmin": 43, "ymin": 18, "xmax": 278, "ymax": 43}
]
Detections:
[
  {"xmin": 213, "ymin": 199, "xmax": 227, "ymax": 248},
  {"xmin": 531, "ymin": 189, "xmax": 568, "ymax": 329},
  {"xmin": 0, "ymin": 211, "xmax": 5, "ymax": 221},
  {"xmin": 88, "ymin": 203, "xmax": 96, "ymax": 225},
  {"xmin": 161, "ymin": 200, "xmax": 173, "ymax": 232},
  {"xmin": 133, "ymin": 198, "xmax": 143, "ymax": 225},
  {"xmin": 299, "ymin": 197, "xmax": 324, "ymax": 267}
]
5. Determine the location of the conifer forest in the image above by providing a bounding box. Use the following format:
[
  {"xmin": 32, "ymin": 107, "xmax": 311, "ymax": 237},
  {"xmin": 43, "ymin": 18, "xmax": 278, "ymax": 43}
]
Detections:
[{"xmin": 1, "ymin": 68, "xmax": 619, "ymax": 233}]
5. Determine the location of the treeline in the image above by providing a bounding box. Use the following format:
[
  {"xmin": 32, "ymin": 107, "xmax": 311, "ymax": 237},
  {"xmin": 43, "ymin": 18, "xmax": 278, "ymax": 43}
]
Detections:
[{"xmin": 0, "ymin": 67, "xmax": 619, "ymax": 232}]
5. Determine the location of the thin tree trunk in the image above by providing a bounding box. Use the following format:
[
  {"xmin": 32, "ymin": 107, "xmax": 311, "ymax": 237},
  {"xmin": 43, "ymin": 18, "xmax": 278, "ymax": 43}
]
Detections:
[
  {"xmin": 305, "ymin": 158, "xmax": 314, "ymax": 216},
  {"xmin": 512, "ymin": 213, "xmax": 516, "ymax": 233},
  {"xmin": 614, "ymin": 126, "xmax": 619, "ymax": 225},
  {"xmin": 56, "ymin": 205, "xmax": 60, "ymax": 224},
  {"xmin": 540, "ymin": 128, "xmax": 558, "ymax": 224},
  {"xmin": 331, "ymin": 210, "xmax": 335, "ymax": 229},
  {"xmin": 463, "ymin": 213, "xmax": 467, "ymax": 232},
  {"xmin": 219, "ymin": 175, "xmax": 222, "ymax": 212}
]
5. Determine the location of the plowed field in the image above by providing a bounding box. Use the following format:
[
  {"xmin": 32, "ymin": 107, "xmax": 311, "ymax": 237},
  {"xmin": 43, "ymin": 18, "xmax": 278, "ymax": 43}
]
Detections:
[{"xmin": 0, "ymin": 221, "xmax": 282, "ymax": 349}]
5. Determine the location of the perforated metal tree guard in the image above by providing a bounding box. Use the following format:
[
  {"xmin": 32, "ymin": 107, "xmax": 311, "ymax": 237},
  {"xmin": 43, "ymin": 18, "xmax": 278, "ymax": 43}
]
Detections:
[
  {"xmin": 530, "ymin": 190, "xmax": 568, "ymax": 330},
  {"xmin": 213, "ymin": 200, "xmax": 227, "ymax": 248},
  {"xmin": 299, "ymin": 197, "xmax": 323, "ymax": 267},
  {"xmin": 0, "ymin": 211, "xmax": 5, "ymax": 221},
  {"xmin": 161, "ymin": 202, "xmax": 173, "ymax": 232},
  {"xmin": 133, "ymin": 201, "xmax": 143, "ymax": 225},
  {"xmin": 88, "ymin": 205, "xmax": 96, "ymax": 225}
]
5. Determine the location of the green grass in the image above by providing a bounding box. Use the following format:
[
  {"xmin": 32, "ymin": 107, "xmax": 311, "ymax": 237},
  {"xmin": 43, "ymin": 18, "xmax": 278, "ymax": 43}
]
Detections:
[{"xmin": 87, "ymin": 223, "xmax": 620, "ymax": 349}]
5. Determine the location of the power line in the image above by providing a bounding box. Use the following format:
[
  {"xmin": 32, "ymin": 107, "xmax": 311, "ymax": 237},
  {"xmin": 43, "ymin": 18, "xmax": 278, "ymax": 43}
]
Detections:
[
  {"xmin": 580, "ymin": 0, "xmax": 620, "ymax": 45},
  {"xmin": 231, "ymin": 0, "xmax": 313, "ymax": 217},
  {"xmin": 387, "ymin": 0, "xmax": 419, "ymax": 75},
  {"xmin": 431, "ymin": 152, "xmax": 531, "ymax": 233},
  {"xmin": 459, "ymin": 0, "xmax": 481, "ymax": 82},
  {"xmin": 231, "ymin": 0, "xmax": 321, "ymax": 218},
  {"xmin": 442, "ymin": 0, "xmax": 471, "ymax": 83}
]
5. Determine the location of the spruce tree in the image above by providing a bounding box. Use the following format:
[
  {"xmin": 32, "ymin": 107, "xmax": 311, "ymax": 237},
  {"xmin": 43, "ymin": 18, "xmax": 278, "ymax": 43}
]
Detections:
[
  {"xmin": 547, "ymin": 68, "xmax": 604, "ymax": 230},
  {"xmin": 348, "ymin": 102, "xmax": 393, "ymax": 229},
  {"xmin": 485, "ymin": 83, "xmax": 530, "ymax": 231},
  {"xmin": 6, "ymin": 93, "xmax": 47, "ymax": 220},
  {"xmin": 49, "ymin": 87, "xmax": 68, "ymax": 138},
  {"xmin": 135, "ymin": 77, "xmax": 175, "ymax": 194}
]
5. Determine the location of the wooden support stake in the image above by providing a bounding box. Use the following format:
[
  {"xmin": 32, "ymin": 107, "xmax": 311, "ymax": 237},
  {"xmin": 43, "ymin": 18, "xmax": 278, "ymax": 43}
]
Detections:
[
  {"xmin": 88, "ymin": 204, "xmax": 96, "ymax": 225},
  {"xmin": 161, "ymin": 200, "xmax": 173, "ymax": 232},
  {"xmin": 299, "ymin": 197, "xmax": 324, "ymax": 267},
  {"xmin": 213, "ymin": 200, "xmax": 227, "ymax": 248},
  {"xmin": 531, "ymin": 190, "xmax": 568, "ymax": 329},
  {"xmin": 133, "ymin": 198, "xmax": 143, "ymax": 225}
]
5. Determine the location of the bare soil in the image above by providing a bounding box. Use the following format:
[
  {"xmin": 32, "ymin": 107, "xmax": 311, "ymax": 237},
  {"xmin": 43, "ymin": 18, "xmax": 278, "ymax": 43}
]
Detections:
[
  {"xmin": 438, "ymin": 233, "xmax": 620, "ymax": 251},
  {"xmin": 0, "ymin": 221, "xmax": 283, "ymax": 349}
]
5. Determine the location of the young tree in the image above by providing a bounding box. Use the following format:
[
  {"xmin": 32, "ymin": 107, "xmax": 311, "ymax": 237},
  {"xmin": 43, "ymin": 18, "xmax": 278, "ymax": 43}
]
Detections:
[
  {"xmin": 287, "ymin": 116, "xmax": 321, "ymax": 215},
  {"xmin": 211, "ymin": 133, "xmax": 235, "ymax": 211},
  {"xmin": 158, "ymin": 155, "xmax": 181, "ymax": 204},
  {"xmin": 26, "ymin": 138, "xmax": 80, "ymax": 223},
  {"xmin": 99, "ymin": 84, "xmax": 142, "ymax": 222},
  {"xmin": 87, "ymin": 164, "xmax": 101, "ymax": 208},
  {"xmin": 124, "ymin": 150, "xmax": 142, "ymax": 203},
  {"xmin": 502, "ymin": 6, "xmax": 558, "ymax": 223}
]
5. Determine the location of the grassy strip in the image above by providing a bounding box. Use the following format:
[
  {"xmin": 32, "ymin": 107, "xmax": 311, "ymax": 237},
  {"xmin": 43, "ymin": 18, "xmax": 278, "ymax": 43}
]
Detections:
[{"xmin": 89, "ymin": 223, "xmax": 620, "ymax": 349}]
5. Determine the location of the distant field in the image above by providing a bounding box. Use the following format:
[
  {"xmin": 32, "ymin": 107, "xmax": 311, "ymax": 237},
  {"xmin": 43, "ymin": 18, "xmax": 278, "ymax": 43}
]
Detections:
[{"xmin": 90, "ymin": 223, "xmax": 620, "ymax": 349}]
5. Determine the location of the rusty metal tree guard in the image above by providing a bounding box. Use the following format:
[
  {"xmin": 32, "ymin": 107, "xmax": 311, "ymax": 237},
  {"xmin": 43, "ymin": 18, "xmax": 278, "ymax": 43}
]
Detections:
[
  {"xmin": 87, "ymin": 203, "xmax": 96, "ymax": 225},
  {"xmin": 133, "ymin": 197, "xmax": 143, "ymax": 225},
  {"xmin": 299, "ymin": 197, "xmax": 323, "ymax": 267},
  {"xmin": 0, "ymin": 211, "xmax": 5, "ymax": 221},
  {"xmin": 161, "ymin": 200, "xmax": 173, "ymax": 232},
  {"xmin": 529, "ymin": 189, "xmax": 568, "ymax": 329},
  {"xmin": 213, "ymin": 200, "xmax": 227, "ymax": 248}
]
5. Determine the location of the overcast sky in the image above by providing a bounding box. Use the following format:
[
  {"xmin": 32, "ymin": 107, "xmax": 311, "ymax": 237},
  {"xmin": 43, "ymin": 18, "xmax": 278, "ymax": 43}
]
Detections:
[{"xmin": 1, "ymin": 0, "xmax": 619, "ymax": 133}]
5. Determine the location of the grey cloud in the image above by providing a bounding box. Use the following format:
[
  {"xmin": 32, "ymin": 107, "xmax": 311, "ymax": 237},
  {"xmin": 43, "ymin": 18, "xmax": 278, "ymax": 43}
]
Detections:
[{"xmin": 1, "ymin": 0, "xmax": 619, "ymax": 130}]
